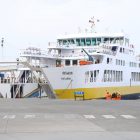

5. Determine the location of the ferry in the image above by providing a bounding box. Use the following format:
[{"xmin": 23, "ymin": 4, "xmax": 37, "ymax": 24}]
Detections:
[{"xmin": 40, "ymin": 18, "xmax": 140, "ymax": 100}]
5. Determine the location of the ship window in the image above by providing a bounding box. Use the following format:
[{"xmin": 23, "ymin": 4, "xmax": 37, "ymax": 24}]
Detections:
[
  {"xmin": 113, "ymin": 71, "xmax": 115, "ymax": 82},
  {"xmin": 125, "ymin": 38, "xmax": 129, "ymax": 46},
  {"xmin": 121, "ymin": 71, "xmax": 123, "ymax": 81},
  {"xmin": 123, "ymin": 60, "xmax": 125, "ymax": 66},
  {"xmin": 120, "ymin": 37, "xmax": 124, "ymax": 45},
  {"xmin": 116, "ymin": 59, "xmax": 118, "ymax": 65},
  {"xmin": 58, "ymin": 40, "xmax": 63, "ymax": 45},
  {"xmin": 118, "ymin": 60, "xmax": 120, "ymax": 65},
  {"xmin": 85, "ymin": 70, "xmax": 99, "ymax": 83},
  {"xmin": 123, "ymin": 48, "xmax": 125, "ymax": 53},
  {"xmin": 65, "ymin": 60, "xmax": 70, "ymax": 66},
  {"xmin": 56, "ymin": 60, "xmax": 61, "ymax": 67},
  {"xmin": 94, "ymin": 70, "xmax": 99, "ymax": 82},
  {"xmin": 94, "ymin": 70, "xmax": 96, "ymax": 82},
  {"xmin": 81, "ymin": 38, "xmax": 86, "ymax": 46},
  {"xmin": 73, "ymin": 60, "xmax": 77, "ymax": 65},
  {"xmin": 120, "ymin": 47, "xmax": 122, "ymax": 52},
  {"xmin": 90, "ymin": 71, "xmax": 93, "ymax": 82},
  {"xmin": 115, "ymin": 38, "xmax": 120, "ymax": 44},
  {"xmin": 63, "ymin": 40, "xmax": 67, "ymax": 45},
  {"xmin": 103, "ymin": 70, "xmax": 123, "ymax": 82},
  {"xmin": 67, "ymin": 40, "xmax": 71, "ymax": 44},
  {"xmin": 76, "ymin": 39, "xmax": 80, "ymax": 46},
  {"xmin": 70, "ymin": 39, "xmax": 75, "ymax": 44},
  {"xmin": 86, "ymin": 38, "xmax": 91, "ymax": 46},
  {"xmin": 110, "ymin": 70, "xmax": 113, "ymax": 82},
  {"xmin": 107, "ymin": 58, "xmax": 109, "ymax": 64},
  {"xmin": 97, "ymin": 38, "xmax": 101, "ymax": 45},
  {"xmin": 110, "ymin": 38, "xmax": 114, "ymax": 43},
  {"xmin": 121, "ymin": 60, "xmax": 122, "ymax": 65},
  {"xmin": 104, "ymin": 38, "xmax": 109, "ymax": 43},
  {"xmin": 85, "ymin": 71, "xmax": 89, "ymax": 83},
  {"xmin": 112, "ymin": 46, "xmax": 117, "ymax": 51},
  {"xmin": 104, "ymin": 70, "xmax": 107, "ymax": 82},
  {"xmin": 92, "ymin": 38, "xmax": 96, "ymax": 46}
]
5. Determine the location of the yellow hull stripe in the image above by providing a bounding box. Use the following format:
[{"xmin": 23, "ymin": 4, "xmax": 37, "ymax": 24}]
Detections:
[{"xmin": 55, "ymin": 86, "xmax": 140, "ymax": 99}]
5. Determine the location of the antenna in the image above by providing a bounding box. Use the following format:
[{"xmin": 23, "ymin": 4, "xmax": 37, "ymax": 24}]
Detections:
[
  {"xmin": 1, "ymin": 38, "xmax": 4, "ymax": 60},
  {"xmin": 89, "ymin": 16, "xmax": 100, "ymax": 32},
  {"xmin": 78, "ymin": 27, "xmax": 81, "ymax": 33}
]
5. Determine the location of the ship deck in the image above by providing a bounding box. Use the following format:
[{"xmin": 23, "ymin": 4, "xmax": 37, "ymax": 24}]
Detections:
[{"xmin": 0, "ymin": 99, "xmax": 140, "ymax": 140}]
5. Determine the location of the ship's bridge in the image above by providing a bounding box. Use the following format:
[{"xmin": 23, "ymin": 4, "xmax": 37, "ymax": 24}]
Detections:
[{"xmin": 56, "ymin": 32, "xmax": 128, "ymax": 47}]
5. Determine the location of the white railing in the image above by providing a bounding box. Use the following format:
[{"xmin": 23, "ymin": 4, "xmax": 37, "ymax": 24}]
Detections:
[{"xmin": 20, "ymin": 49, "xmax": 48, "ymax": 57}]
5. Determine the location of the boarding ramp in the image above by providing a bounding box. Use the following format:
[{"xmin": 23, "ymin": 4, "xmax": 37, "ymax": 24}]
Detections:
[
  {"xmin": 0, "ymin": 61, "xmax": 56, "ymax": 99},
  {"xmin": 21, "ymin": 62, "xmax": 56, "ymax": 99}
]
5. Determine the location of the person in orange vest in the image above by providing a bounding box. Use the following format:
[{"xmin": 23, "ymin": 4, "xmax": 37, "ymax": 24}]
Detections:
[
  {"xmin": 117, "ymin": 93, "xmax": 121, "ymax": 100},
  {"xmin": 105, "ymin": 90, "xmax": 111, "ymax": 100},
  {"xmin": 111, "ymin": 92, "xmax": 117, "ymax": 100}
]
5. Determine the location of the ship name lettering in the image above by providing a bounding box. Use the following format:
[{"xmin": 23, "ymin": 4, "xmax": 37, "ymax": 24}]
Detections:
[
  {"xmin": 61, "ymin": 77, "xmax": 71, "ymax": 80},
  {"xmin": 62, "ymin": 72, "xmax": 73, "ymax": 75}
]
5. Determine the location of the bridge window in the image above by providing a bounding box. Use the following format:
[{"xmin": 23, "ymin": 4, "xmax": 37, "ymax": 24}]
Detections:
[
  {"xmin": 120, "ymin": 37, "xmax": 124, "ymax": 45},
  {"xmin": 63, "ymin": 40, "xmax": 67, "ymax": 45},
  {"xmin": 58, "ymin": 40, "xmax": 63, "ymax": 45},
  {"xmin": 110, "ymin": 38, "xmax": 114, "ymax": 43},
  {"xmin": 115, "ymin": 38, "xmax": 120, "ymax": 44},
  {"xmin": 125, "ymin": 38, "xmax": 129, "ymax": 46},
  {"xmin": 92, "ymin": 38, "xmax": 96, "ymax": 46},
  {"xmin": 76, "ymin": 39, "xmax": 80, "ymax": 46},
  {"xmin": 71, "ymin": 39, "xmax": 75, "ymax": 44},
  {"xmin": 81, "ymin": 38, "xmax": 86, "ymax": 46},
  {"xmin": 86, "ymin": 38, "xmax": 91, "ymax": 46},
  {"xmin": 97, "ymin": 38, "xmax": 101, "ymax": 45},
  {"xmin": 104, "ymin": 38, "xmax": 109, "ymax": 43}
]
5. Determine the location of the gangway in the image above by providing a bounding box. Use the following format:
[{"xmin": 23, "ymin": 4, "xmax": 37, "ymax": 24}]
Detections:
[{"xmin": 0, "ymin": 61, "xmax": 56, "ymax": 99}]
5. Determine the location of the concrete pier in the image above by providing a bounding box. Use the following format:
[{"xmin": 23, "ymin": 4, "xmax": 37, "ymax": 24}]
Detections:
[{"xmin": 0, "ymin": 99, "xmax": 140, "ymax": 140}]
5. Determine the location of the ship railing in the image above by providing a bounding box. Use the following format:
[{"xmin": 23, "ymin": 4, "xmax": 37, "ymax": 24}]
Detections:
[
  {"xmin": 48, "ymin": 42, "xmax": 78, "ymax": 49},
  {"xmin": 20, "ymin": 49, "xmax": 48, "ymax": 57},
  {"xmin": 47, "ymin": 54, "xmax": 87, "ymax": 58},
  {"xmin": 48, "ymin": 42, "xmax": 57, "ymax": 47},
  {"xmin": 0, "ymin": 76, "xmax": 37, "ymax": 84},
  {"xmin": 92, "ymin": 45, "xmax": 116, "ymax": 55}
]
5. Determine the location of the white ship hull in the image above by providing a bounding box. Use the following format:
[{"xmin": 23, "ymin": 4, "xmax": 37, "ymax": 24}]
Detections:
[{"xmin": 43, "ymin": 64, "xmax": 140, "ymax": 99}]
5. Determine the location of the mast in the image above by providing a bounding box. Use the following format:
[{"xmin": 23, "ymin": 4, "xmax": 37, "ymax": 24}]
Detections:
[{"xmin": 89, "ymin": 16, "xmax": 100, "ymax": 32}]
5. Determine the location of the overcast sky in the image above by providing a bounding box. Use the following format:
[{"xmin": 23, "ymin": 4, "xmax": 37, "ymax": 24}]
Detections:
[{"xmin": 0, "ymin": 0, "xmax": 140, "ymax": 60}]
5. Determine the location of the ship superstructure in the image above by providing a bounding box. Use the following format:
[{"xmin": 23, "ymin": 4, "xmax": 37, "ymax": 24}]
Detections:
[{"xmin": 40, "ymin": 31, "xmax": 140, "ymax": 99}]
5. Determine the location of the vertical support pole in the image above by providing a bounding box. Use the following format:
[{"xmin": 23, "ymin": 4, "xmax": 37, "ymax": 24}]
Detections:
[
  {"xmin": 40, "ymin": 85, "xmax": 41, "ymax": 99},
  {"xmin": 13, "ymin": 85, "xmax": 14, "ymax": 98}
]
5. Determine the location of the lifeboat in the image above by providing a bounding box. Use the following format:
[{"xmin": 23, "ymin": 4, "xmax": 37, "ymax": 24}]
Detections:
[{"xmin": 79, "ymin": 60, "xmax": 93, "ymax": 65}]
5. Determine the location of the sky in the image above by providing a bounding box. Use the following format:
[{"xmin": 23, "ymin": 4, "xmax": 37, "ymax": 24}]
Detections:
[{"xmin": 0, "ymin": 0, "xmax": 140, "ymax": 60}]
